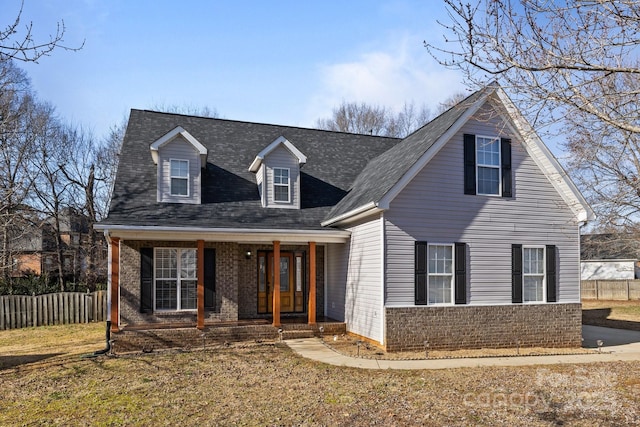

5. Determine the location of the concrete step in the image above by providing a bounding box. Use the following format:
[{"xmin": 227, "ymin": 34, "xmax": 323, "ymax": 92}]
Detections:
[{"xmin": 282, "ymin": 329, "xmax": 315, "ymax": 340}]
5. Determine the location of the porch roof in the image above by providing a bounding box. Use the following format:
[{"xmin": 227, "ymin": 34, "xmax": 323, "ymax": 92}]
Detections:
[{"xmin": 96, "ymin": 224, "xmax": 350, "ymax": 243}]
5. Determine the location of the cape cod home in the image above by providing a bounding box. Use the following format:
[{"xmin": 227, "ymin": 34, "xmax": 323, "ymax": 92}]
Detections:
[{"xmin": 95, "ymin": 84, "xmax": 594, "ymax": 351}]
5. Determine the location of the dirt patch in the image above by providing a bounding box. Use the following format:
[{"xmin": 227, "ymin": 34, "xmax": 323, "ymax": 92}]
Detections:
[{"xmin": 321, "ymin": 334, "xmax": 595, "ymax": 360}]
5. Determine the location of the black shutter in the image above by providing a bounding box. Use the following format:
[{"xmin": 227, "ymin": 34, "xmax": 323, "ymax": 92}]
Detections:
[
  {"xmin": 204, "ymin": 248, "xmax": 216, "ymax": 309},
  {"xmin": 140, "ymin": 248, "xmax": 153, "ymax": 313},
  {"xmin": 546, "ymin": 245, "xmax": 557, "ymax": 302},
  {"xmin": 463, "ymin": 134, "xmax": 476, "ymax": 195},
  {"xmin": 415, "ymin": 242, "xmax": 428, "ymax": 305},
  {"xmin": 454, "ymin": 242, "xmax": 467, "ymax": 304},
  {"xmin": 512, "ymin": 244, "xmax": 523, "ymax": 303},
  {"xmin": 501, "ymin": 138, "xmax": 512, "ymax": 197}
]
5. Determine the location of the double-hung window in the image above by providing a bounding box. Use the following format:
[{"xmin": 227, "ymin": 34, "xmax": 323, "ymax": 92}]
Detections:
[
  {"xmin": 476, "ymin": 136, "xmax": 501, "ymax": 195},
  {"xmin": 428, "ymin": 244, "xmax": 454, "ymax": 304},
  {"xmin": 155, "ymin": 248, "xmax": 197, "ymax": 310},
  {"xmin": 273, "ymin": 167, "xmax": 290, "ymax": 202},
  {"xmin": 170, "ymin": 159, "xmax": 189, "ymax": 196},
  {"xmin": 522, "ymin": 247, "xmax": 545, "ymax": 302},
  {"xmin": 464, "ymin": 134, "xmax": 512, "ymax": 197}
]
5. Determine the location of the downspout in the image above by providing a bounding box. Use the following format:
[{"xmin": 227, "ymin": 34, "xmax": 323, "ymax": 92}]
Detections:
[{"xmin": 94, "ymin": 229, "xmax": 112, "ymax": 355}]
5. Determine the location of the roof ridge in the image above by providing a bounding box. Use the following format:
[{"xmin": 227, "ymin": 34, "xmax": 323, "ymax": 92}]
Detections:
[{"xmin": 131, "ymin": 109, "xmax": 402, "ymax": 140}]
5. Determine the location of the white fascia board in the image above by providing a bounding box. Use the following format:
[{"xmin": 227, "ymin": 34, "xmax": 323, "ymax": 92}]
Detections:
[
  {"xmin": 94, "ymin": 224, "xmax": 350, "ymax": 243},
  {"xmin": 248, "ymin": 136, "xmax": 307, "ymax": 172},
  {"xmin": 495, "ymin": 89, "xmax": 596, "ymax": 223},
  {"xmin": 150, "ymin": 126, "xmax": 208, "ymax": 168},
  {"xmin": 377, "ymin": 91, "xmax": 491, "ymax": 209},
  {"xmin": 320, "ymin": 202, "xmax": 383, "ymax": 227}
]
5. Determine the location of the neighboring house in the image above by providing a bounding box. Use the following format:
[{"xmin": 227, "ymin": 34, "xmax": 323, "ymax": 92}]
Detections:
[
  {"xmin": 581, "ymin": 234, "xmax": 640, "ymax": 280},
  {"xmin": 96, "ymin": 84, "xmax": 594, "ymax": 351},
  {"xmin": 7, "ymin": 208, "xmax": 107, "ymax": 283}
]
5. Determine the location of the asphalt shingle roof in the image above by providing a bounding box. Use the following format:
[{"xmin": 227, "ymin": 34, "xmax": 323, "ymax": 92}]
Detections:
[
  {"xmin": 101, "ymin": 110, "xmax": 400, "ymax": 230},
  {"xmin": 326, "ymin": 87, "xmax": 490, "ymax": 220},
  {"xmin": 101, "ymin": 87, "xmax": 493, "ymax": 231}
]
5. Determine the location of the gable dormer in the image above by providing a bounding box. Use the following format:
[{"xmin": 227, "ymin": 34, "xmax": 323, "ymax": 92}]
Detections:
[
  {"xmin": 248, "ymin": 136, "xmax": 306, "ymax": 209},
  {"xmin": 150, "ymin": 126, "xmax": 208, "ymax": 204}
]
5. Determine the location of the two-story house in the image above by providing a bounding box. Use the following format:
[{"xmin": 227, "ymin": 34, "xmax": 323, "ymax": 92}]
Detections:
[{"xmin": 96, "ymin": 84, "xmax": 593, "ymax": 351}]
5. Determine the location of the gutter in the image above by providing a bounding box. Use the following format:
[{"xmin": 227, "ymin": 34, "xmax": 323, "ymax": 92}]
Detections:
[
  {"xmin": 321, "ymin": 202, "xmax": 383, "ymax": 227},
  {"xmin": 93, "ymin": 224, "xmax": 351, "ymax": 243}
]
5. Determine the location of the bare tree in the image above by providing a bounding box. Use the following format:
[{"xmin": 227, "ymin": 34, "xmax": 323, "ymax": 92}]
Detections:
[
  {"xmin": 150, "ymin": 103, "xmax": 220, "ymax": 118},
  {"xmin": 426, "ymin": 0, "xmax": 640, "ymax": 135},
  {"xmin": 30, "ymin": 106, "xmax": 72, "ymax": 291},
  {"xmin": 426, "ymin": 0, "xmax": 640, "ymax": 242},
  {"xmin": 436, "ymin": 92, "xmax": 468, "ymax": 115},
  {"xmin": 1, "ymin": 0, "xmax": 83, "ymax": 63},
  {"xmin": 316, "ymin": 101, "xmax": 431, "ymax": 138},
  {"xmin": 0, "ymin": 61, "xmax": 40, "ymax": 288}
]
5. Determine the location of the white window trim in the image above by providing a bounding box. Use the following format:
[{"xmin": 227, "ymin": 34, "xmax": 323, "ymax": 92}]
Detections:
[
  {"xmin": 169, "ymin": 158, "xmax": 190, "ymax": 197},
  {"xmin": 427, "ymin": 243, "xmax": 455, "ymax": 306},
  {"xmin": 522, "ymin": 245, "xmax": 546, "ymax": 303},
  {"xmin": 153, "ymin": 248, "xmax": 198, "ymax": 311},
  {"xmin": 475, "ymin": 135, "xmax": 502, "ymax": 197},
  {"xmin": 273, "ymin": 167, "xmax": 291, "ymax": 203}
]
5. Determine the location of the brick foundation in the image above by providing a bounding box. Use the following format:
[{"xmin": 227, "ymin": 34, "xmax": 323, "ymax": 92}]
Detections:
[
  {"xmin": 384, "ymin": 303, "xmax": 582, "ymax": 351},
  {"xmin": 111, "ymin": 321, "xmax": 346, "ymax": 354}
]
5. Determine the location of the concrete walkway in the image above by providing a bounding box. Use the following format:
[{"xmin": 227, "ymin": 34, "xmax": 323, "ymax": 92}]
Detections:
[{"xmin": 285, "ymin": 325, "xmax": 640, "ymax": 370}]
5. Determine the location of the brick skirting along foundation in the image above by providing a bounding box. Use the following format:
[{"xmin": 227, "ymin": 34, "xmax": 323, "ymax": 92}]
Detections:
[
  {"xmin": 385, "ymin": 303, "xmax": 582, "ymax": 352},
  {"xmin": 111, "ymin": 322, "xmax": 346, "ymax": 354}
]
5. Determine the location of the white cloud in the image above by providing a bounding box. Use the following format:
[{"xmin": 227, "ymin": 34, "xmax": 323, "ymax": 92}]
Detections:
[{"xmin": 305, "ymin": 35, "xmax": 465, "ymax": 125}]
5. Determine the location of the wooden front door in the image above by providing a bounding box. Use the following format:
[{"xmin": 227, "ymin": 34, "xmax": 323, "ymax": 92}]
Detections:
[{"xmin": 257, "ymin": 251, "xmax": 304, "ymax": 314}]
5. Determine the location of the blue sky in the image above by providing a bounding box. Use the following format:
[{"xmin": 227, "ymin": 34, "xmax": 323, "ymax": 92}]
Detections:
[{"xmin": 4, "ymin": 0, "xmax": 469, "ymax": 140}]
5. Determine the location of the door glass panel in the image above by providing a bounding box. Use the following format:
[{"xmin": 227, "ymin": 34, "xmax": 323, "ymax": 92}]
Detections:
[
  {"xmin": 280, "ymin": 257, "xmax": 289, "ymax": 292},
  {"xmin": 295, "ymin": 256, "xmax": 302, "ymax": 292},
  {"xmin": 258, "ymin": 255, "xmax": 266, "ymax": 292}
]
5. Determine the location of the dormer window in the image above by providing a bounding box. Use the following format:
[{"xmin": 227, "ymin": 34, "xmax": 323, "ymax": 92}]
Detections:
[
  {"xmin": 273, "ymin": 168, "xmax": 290, "ymax": 202},
  {"xmin": 150, "ymin": 126, "xmax": 208, "ymax": 205},
  {"xmin": 170, "ymin": 159, "xmax": 189, "ymax": 196},
  {"xmin": 248, "ymin": 136, "xmax": 306, "ymax": 209}
]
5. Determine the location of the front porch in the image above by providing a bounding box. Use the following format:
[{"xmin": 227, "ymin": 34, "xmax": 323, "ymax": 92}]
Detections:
[
  {"xmin": 106, "ymin": 233, "xmax": 344, "ymax": 332},
  {"xmin": 110, "ymin": 317, "xmax": 346, "ymax": 354}
]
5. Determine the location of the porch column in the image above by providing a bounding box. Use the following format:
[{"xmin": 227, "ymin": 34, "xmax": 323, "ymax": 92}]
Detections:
[
  {"xmin": 197, "ymin": 240, "xmax": 205, "ymax": 330},
  {"xmin": 308, "ymin": 241, "xmax": 316, "ymax": 325},
  {"xmin": 110, "ymin": 237, "xmax": 120, "ymax": 333},
  {"xmin": 272, "ymin": 240, "xmax": 281, "ymax": 327}
]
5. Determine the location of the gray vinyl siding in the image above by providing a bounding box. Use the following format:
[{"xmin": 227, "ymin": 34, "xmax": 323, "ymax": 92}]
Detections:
[
  {"xmin": 157, "ymin": 136, "xmax": 201, "ymax": 204},
  {"xmin": 256, "ymin": 164, "xmax": 265, "ymax": 207},
  {"xmin": 325, "ymin": 243, "xmax": 347, "ymax": 321},
  {"xmin": 385, "ymin": 102, "xmax": 581, "ymax": 306},
  {"xmin": 263, "ymin": 145, "xmax": 300, "ymax": 209},
  {"xmin": 344, "ymin": 216, "xmax": 383, "ymax": 343}
]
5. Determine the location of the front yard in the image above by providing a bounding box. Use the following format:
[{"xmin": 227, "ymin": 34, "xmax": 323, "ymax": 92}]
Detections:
[{"xmin": 1, "ymin": 321, "xmax": 640, "ymax": 426}]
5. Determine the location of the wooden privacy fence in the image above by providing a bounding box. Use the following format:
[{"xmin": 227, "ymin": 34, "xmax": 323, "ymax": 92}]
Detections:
[
  {"xmin": 581, "ymin": 280, "xmax": 640, "ymax": 300},
  {"xmin": 0, "ymin": 291, "xmax": 107, "ymax": 330}
]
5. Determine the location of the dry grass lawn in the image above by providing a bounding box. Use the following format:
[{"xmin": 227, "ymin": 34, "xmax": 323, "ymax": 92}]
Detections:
[
  {"xmin": 1, "ymin": 322, "xmax": 640, "ymax": 425},
  {"xmin": 582, "ymin": 300, "xmax": 640, "ymax": 330}
]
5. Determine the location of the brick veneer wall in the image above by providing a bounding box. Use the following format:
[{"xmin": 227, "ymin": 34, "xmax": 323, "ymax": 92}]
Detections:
[
  {"xmin": 112, "ymin": 321, "xmax": 345, "ymax": 353},
  {"xmin": 118, "ymin": 240, "xmax": 239, "ymax": 327},
  {"xmin": 117, "ymin": 240, "xmax": 324, "ymax": 328},
  {"xmin": 237, "ymin": 244, "xmax": 325, "ymax": 320},
  {"xmin": 385, "ymin": 303, "xmax": 582, "ymax": 351}
]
